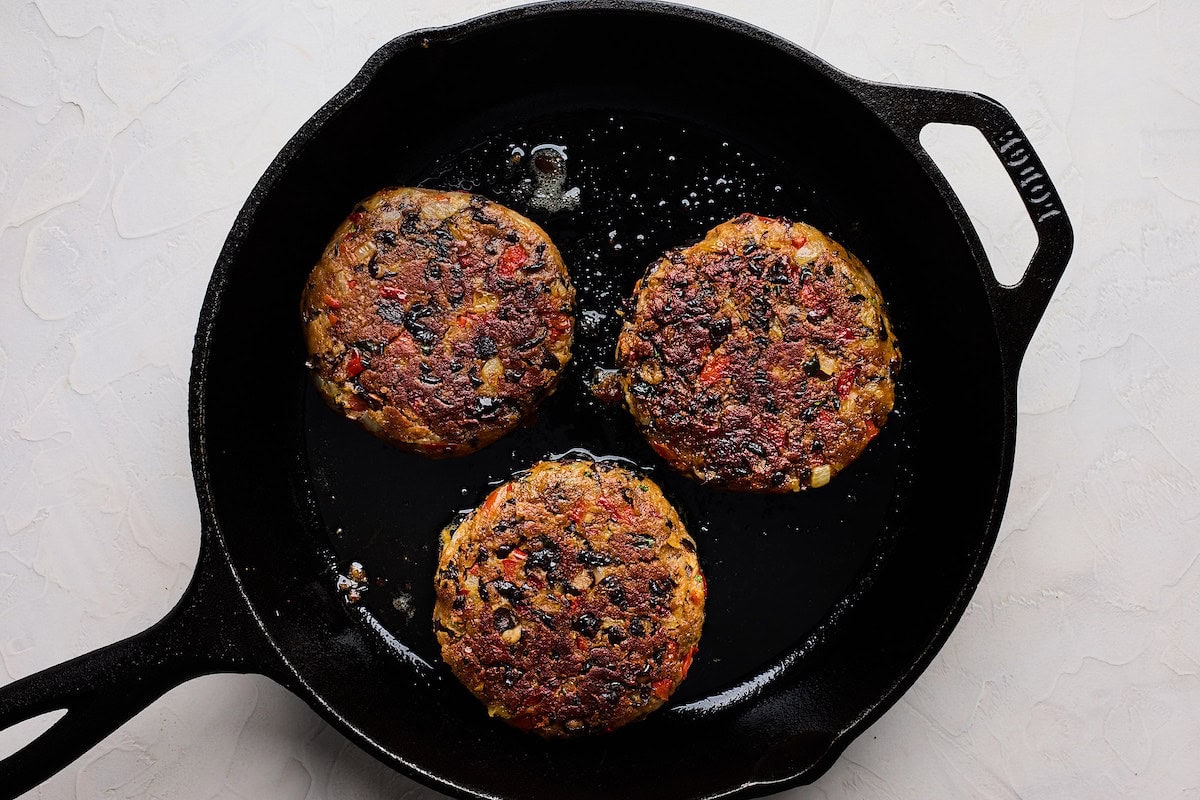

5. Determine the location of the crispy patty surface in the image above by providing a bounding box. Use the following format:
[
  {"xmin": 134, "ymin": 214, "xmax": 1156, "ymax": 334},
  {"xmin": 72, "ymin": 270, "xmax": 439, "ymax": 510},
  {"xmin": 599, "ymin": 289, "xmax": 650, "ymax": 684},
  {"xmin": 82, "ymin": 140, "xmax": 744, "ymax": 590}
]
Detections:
[
  {"xmin": 616, "ymin": 214, "xmax": 900, "ymax": 492},
  {"xmin": 301, "ymin": 188, "xmax": 575, "ymax": 456},
  {"xmin": 433, "ymin": 460, "xmax": 705, "ymax": 737}
]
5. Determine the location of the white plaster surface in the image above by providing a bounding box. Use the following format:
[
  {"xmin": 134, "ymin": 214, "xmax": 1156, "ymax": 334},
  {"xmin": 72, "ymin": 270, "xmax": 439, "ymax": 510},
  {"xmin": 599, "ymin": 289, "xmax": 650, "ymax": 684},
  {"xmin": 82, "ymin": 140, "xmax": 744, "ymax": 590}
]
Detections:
[{"xmin": 1, "ymin": 0, "xmax": 1198, "ymax": 797}]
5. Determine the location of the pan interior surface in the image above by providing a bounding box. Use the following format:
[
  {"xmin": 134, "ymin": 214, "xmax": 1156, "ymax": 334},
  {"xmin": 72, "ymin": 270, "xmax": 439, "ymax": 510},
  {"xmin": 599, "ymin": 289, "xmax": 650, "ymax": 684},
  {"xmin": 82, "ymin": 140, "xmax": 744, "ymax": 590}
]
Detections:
[
  {"xmin": 198, "ymin": 7, "xmax": 1008, "ymax": 799},
  {"xmin": 304, "ymin": 108, "xmax": 918, "ymax": 700}
]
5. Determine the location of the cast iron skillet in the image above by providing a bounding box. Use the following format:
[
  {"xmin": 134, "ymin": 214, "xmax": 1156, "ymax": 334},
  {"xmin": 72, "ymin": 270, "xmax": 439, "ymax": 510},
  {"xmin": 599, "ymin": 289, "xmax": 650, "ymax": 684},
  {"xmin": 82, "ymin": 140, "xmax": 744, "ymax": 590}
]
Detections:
[{"xmin": 0, "ymin": 3, "xmax": 1072, "ymax": 798}]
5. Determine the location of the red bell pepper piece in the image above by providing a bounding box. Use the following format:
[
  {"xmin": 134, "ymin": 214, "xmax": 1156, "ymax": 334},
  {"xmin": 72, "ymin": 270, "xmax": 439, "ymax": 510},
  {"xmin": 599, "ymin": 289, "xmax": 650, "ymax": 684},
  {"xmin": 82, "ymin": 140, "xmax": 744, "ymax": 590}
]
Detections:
[
  {"xmin": 498, "ymin": 245, "xmax": 528, "ymax": 277},
  {"xmin": 345, "ymin": 350, "xmax": 364, "ymax": 378}
]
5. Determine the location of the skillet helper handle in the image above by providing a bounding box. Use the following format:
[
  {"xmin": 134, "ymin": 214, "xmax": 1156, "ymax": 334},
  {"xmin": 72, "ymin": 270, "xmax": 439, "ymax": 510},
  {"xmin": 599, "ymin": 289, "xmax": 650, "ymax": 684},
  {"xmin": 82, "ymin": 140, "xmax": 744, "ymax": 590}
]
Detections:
[
  {"xmin": 859, "ymin": 83, "xmax": 1074, "ymax": 358},
  {"xmin": 0, "ymin": 549, "xmax": 273, "ymax": 800}
]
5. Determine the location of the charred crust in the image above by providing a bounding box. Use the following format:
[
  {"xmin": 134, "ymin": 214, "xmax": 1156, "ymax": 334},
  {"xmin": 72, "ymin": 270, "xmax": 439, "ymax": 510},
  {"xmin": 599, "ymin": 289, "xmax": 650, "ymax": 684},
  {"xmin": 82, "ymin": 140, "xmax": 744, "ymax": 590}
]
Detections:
[
  {"xmin": 615, "ymin": 215, "xmax": 900, "ymax": 492},
  {"xmin": 301, "ymin": 187, "xmax": 576, "ymax": 457},
  {"xmin": 432, "ymin": 460, "xmax": 705, "ymax": 738}
]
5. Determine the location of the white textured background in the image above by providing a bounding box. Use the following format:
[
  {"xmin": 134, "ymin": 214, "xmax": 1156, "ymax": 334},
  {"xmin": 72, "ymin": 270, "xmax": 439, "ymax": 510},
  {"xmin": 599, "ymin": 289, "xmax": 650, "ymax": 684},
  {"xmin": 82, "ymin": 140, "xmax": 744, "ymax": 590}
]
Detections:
[{"xmin": 2, "ymin": 0, "xmax": 1198, "ymax": 797}]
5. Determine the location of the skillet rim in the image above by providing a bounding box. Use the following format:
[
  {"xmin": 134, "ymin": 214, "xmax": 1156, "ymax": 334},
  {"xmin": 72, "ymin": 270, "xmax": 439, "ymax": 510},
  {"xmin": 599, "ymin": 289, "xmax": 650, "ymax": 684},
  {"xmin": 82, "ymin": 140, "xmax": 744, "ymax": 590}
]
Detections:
[{"xmin": 189, "ymin": 2, "xmax": 1034, "ymax": 798}]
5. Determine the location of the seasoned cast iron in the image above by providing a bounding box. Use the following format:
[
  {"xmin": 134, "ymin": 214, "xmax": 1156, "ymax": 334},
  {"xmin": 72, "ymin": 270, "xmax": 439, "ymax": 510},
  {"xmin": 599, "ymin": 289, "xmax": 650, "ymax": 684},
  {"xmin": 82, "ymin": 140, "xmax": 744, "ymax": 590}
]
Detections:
[{"xmin": 0, "ymin": 3, "xmax": 1072, "ymax": 799}]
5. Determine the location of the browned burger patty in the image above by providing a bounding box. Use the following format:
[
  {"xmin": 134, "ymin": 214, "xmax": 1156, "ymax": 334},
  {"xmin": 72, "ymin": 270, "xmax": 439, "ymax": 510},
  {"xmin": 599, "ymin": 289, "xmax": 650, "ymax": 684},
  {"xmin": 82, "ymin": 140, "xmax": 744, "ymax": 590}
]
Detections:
[
  {"xmin": 616, "ymin": 214, "xmax": 900, "ymax": 492},
  {"xmin": 301, "ymin": 187, "xmax": 575, "ymax": 456},
  {"xmin": 433, "ymin": 459, "xmax": 705, "ymax": 737}
]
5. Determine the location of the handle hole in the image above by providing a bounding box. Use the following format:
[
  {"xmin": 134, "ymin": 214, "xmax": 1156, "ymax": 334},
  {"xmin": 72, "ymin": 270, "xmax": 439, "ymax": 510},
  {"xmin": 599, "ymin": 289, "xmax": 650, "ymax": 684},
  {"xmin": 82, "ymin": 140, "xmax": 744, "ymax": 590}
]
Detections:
[
  {"xmin": 919, "ymin": 123, "xmax": 1037, "ymax": 287},
  {"xmin": 0, "ymin": 708, "xmax": 68, "ymax": 761}
]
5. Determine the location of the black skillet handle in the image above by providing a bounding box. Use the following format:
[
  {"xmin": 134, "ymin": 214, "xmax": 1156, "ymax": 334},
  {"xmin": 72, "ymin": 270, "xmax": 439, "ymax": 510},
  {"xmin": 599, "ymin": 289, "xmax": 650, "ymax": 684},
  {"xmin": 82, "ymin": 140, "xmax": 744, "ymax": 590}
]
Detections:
[
  {"xmin": 0, "ymin": 543, "xmax": 279, "ymax": 800},
  {"xmin": 857, "ymin": 82, "xmax": 1074, "ymax": 360}
]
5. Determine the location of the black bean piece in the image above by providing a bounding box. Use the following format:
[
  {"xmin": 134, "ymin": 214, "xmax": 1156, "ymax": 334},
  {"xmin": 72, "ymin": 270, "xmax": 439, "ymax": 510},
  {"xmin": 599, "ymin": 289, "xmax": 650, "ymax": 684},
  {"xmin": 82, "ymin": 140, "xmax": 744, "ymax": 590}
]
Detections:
[
  {"xmin": 412, "ymin": 327, "xmax": 438, "ymax": 351},
  {"xmin": 350, "ymin": 339, "xmax": 385, "ymax": 355},
  {"xmin": 706, "ymin": 316, "xmax": 732, "ymax": 347},
  {"xmin": 366, "ymin": 253, "xmax": 393, "ymax": 279},
  {"xmin": 501, "ymin": 664, "xmax": 522, "ymax": 687},
  {"xmin": 648, "ymin": 578, "xmax": 674, "ymax": 598},
  {"xmin": 629, "ymin": 618, "xmax": 647, "ymax": 637},
  {"xmin": 603, "ymin": 626, "xmax": 627, "ymax": 645},
  {"xmin": 493, "ymin": 608, "xmax": 516, "ymax": 632},
  {"xmin": 438, "ymin": 565, "xmax": 459, "ymax": 582},
  {"xmin": 452, "ymin": 595, "xmax": 466, "ymax": 611},
  {"xmin": 572, "ymin": 612, "xmax": 600, "ymax": 637},
  {"xmin": 469, "ymin": 396, "xmax": 503, "ymax": 419},
  {"xmin": 525, "ymin": 541, "xmax": 561, "ymax": 572},
  {"xmin": 577, "ymin": 548, "xmax": 613, "ymax": 567},
  {"xmin": 765, "ymin": 261, "xmax": 791, "ymax": 284},
  {"xmin": 417, "ymin": 373, "xmax": 442, "ymax": 386},
  {"xmin": 492, "ymin": 580, "xmax": 526, "ymax": 602},
  {"xmin": 377, "ymin": 300, "xmax": 406, "ymax": 326},
  {"xmin": 431, "ymin": 229, "xmax": 454, "ymax": 259},
  {"xmin": 474, "ymin": 335, "xmax": 498, "ymax": 358},
  {"xmin": 746, "ymin": 297, "xmax": 771, "ymax": 331},
  {"xmin": 373, "ymin": 230, "xmax": 397, "ymax": 247},
  {"xmin": 403, "ymin": 305, "xmax": 439, "ymax": 347},
  {"xmin": 600, "ymin": 576, "xmax": 627, "ymax": 609},
  {"xmin": 495, "ymin": 543, "xmax": 514, "ymax": 558}
]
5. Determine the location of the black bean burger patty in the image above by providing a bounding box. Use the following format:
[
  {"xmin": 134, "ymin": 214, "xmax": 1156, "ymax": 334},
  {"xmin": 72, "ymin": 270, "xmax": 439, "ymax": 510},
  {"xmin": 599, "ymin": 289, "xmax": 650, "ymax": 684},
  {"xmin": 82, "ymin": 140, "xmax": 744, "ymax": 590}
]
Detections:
[
  {"xmin": 301, "ymin": 187, "xmax": 575, "ymax": 456},
  {"xmin": 616, "ymin": 214, "xmax": 900, "ymax": 492},
  {"xmin": 433, "ymin": 460, "xmax": 705, "ymax": 737}
]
